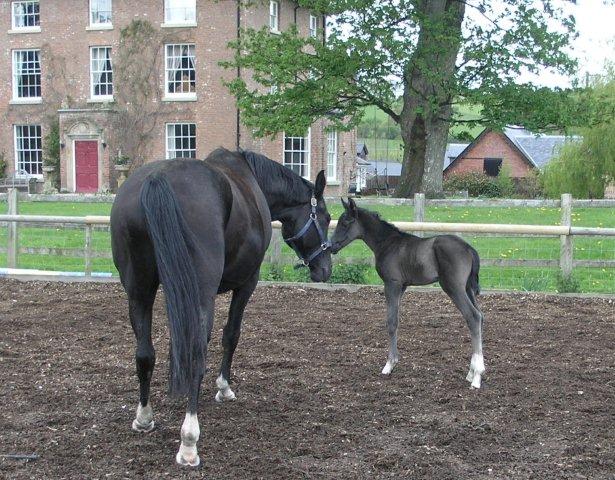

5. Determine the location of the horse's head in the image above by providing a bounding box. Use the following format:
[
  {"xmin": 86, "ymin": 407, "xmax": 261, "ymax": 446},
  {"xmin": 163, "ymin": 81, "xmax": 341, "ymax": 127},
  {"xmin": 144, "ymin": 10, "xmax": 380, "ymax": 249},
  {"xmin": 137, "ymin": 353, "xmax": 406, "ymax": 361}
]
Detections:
[
  {"xmin": 281, "ymin": 170, "xmax": 332, "ymax": 282},
  {"xmin": 330, "ymin": 198, "xmax": 362, "ymax": 254}
]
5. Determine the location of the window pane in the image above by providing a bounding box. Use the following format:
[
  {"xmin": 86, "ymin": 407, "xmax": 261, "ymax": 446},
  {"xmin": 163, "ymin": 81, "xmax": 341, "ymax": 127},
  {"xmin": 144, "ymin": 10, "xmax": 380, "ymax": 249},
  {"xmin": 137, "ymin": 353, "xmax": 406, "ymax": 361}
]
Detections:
[
  {"xmin": 14, "ymin": 49, "xmax": 41, "ymax": 99},
  {"xmin": 91, "ymin": 47, "xmax": 113, "ymax": 98},
  {"xmin": 91, "ymin": 0, "xmax": 112, "ymax": 24},
  {"xmin": 283, "ymin": 132, "xmax": 309, "ymax": 177},
  {"xmin": 13, "ymin": 1, "xmax": 39, "ymax": 28},
  {"xmin": 15, "ymin": 124, "xmax": 42, "ymax": 175},
  {"xmin": 166, "ymin": 123, "xmax": 196, "ymax": 159},
  {"xmin": 165, "ymin": 44, "xmax": 196, "ymax": 95},
  {"xmin": 165, "ymin": 0, "xmax": 196, "ymax": 23}
]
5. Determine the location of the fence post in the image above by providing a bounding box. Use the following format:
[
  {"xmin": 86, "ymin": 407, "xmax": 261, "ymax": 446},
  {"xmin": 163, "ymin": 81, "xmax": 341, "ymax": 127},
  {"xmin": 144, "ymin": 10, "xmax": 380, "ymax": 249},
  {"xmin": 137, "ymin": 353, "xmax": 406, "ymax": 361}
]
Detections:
[
  {"xmin": 84, "ymin": 223, "xmax": 93, "ymax": 276},
  {"xmin": 559, "ymin": 193, "xmax": 573, "ymax": 279},
  {"xmin": 414, "ymin": 193, "xmax": 425, "ymax": 237},
  {"xmin": 7, "ymin": 188, "xmax": 18, "ymax": 268},
  {"xmin": 270, "ymin": 228, "xmax": 282, "ymax": 267}
]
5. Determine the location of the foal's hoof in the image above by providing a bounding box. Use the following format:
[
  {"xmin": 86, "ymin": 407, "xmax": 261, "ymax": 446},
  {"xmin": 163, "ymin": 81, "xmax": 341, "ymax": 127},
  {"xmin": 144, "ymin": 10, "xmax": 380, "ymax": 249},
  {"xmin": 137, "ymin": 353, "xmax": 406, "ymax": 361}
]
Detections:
[
  {"xmin": 466, "ymin": 369, "xmax": 475, "ymax": 383},
  {"xmin": 176, "ymin": 450, "xmax": 200, "ymax": 467},
  {"xmin": 132, "ymin": 419, "xmax": 155, "ymax": 433},
  {"xmin": 215, "ymin": 388, "xmax": 236, "ymax": 403}
]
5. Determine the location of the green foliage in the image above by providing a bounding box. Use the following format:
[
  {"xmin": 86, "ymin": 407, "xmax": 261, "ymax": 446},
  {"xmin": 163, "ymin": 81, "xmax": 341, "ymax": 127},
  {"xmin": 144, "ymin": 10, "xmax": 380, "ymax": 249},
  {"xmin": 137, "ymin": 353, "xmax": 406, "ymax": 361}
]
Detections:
[
  {"xmin": 542, "ymin": 122, "xmax": 615, "ymax": 199},
  {"xmin": 43, "ymin": 121, "xmax": 61, "ymax": 170},
  {"xmin": 224, "ymin": 1, "xmax": 579, "ymax": 196},
  {"xmin": 443, "ymin": 172, "xmax": 502, "ymax": 198},
  {"xmin": 328, "ymin": 263, "xmax": 370, "ymax": 284},
  {"xmin": 520, "ymin": 275, "xmax": 550, "ymax": 292},
  {"xmin": 495, "ymin": 164, "xmax": 515, "ymax": 197},
  {"xmin": 115, "ymin": 154, "xmax": 131, "ymax": 166},
  {"xmin": 514, "ymin": 170, "xmax": 544, "ymax": 199},
  {"xmin": 0, "ymin": 151, "xmax": 6, "ymax": 179},
  {"xmin": 541, "ymin": 66, "xmax": 615, "ymax": 199},
  {"xmin": 263, "ymin": 263, "xmax": 284, "ymax": 282},
  {"xmin": 556, "ymin": 272, "xmax": 580, "ymax": 294}
]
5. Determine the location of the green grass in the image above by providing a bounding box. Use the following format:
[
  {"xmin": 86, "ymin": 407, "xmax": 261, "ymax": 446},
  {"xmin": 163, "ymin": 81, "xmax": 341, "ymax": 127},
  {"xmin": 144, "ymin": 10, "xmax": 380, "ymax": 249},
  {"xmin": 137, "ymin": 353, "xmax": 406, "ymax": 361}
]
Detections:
[{"xmin": 1, "ymin": 200, "xmax": 613, "ymax": 293}]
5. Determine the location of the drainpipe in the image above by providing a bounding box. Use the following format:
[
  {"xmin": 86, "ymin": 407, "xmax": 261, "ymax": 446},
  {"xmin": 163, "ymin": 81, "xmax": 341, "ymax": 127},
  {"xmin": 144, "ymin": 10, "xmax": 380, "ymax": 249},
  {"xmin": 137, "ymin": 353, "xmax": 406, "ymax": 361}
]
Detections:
[{"xmin": 235, "ymin": 0, "xmax": 241, "ymax": 150}]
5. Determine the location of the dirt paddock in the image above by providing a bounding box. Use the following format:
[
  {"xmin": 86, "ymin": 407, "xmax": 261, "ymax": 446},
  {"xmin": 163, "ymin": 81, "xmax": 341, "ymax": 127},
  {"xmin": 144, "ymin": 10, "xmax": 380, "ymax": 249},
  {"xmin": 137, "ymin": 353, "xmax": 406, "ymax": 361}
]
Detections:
[{"xmin": 0, "ymin": 280, "xmax": 613, "ymax": 479}]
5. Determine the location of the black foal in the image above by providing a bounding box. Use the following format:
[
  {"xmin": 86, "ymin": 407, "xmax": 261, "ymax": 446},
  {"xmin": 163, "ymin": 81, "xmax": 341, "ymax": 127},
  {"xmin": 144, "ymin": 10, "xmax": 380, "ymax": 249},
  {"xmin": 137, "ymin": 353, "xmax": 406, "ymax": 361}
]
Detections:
[{"xmin": 330, "ymin": 198, "xmax": 485, "ymax": 389}]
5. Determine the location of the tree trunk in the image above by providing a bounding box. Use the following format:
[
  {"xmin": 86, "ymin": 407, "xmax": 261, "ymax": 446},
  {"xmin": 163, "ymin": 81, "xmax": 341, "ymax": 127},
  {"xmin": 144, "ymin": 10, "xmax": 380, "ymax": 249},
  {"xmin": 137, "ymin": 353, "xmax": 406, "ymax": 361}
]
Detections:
[{"xmin": 395, "ymin": 0, "xmax": 465, "ymax": 198}]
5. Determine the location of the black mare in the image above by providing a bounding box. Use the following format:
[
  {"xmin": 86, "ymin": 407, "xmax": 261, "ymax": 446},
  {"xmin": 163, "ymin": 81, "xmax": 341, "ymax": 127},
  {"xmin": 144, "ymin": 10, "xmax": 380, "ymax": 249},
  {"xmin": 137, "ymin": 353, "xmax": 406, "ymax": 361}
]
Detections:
[
  {"xmin": 330, "ymin": 198, "xmax": 485, "ymax": 389},
  {"xmin": 110, "ymin": 148, "xmax": 332, "ymax": 466}
]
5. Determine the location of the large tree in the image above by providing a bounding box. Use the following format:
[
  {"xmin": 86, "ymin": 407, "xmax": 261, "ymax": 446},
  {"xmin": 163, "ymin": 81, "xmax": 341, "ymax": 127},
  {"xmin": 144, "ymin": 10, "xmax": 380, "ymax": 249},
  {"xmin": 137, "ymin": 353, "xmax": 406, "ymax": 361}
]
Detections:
[{"xmin": 225, "ymin": 0, "xmax": 579, "ymax": 197}]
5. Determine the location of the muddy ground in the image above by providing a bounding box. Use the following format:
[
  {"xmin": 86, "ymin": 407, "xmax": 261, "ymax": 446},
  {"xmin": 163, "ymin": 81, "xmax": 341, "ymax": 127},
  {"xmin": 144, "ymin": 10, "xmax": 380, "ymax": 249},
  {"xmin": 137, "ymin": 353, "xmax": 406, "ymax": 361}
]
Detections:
[{"xmin": 0, "ymin": 280, "xmax": 613, "ymax": 479}]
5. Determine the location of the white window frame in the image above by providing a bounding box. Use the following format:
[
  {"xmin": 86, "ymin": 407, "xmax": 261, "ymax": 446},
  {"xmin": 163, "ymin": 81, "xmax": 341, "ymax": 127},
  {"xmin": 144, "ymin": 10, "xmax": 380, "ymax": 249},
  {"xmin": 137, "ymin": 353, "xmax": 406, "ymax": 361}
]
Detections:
[
  {"xmin": 14, "ymin": 125, "xmax": 43, "ymax": 178},
  {"xmin": 11, "ymin": 1, "xmax": 40, "ymax": 32},
  {"xmin": 166, "ymin": 123, "xmax": 196, "ymax": 159},
  {"xmin": 164, "ymin": 44, "xmax": 197, "ymax": 100},
  {"xmin": 12, "ymin": 49, "xmax": 41, "ymax": 102},
  {"xmin": 163, "ymin": 0, "xmax": 196, "ymax": 27},
  {"xmin": 283, "ymin": 129, "xmax": 311, "ymax": 179},
  {"xmin": 269, "ymin": 1, "xmax": 279, "ymax": 32},
  {"xmin": 326, "ymin": 130, "xmax": 338, "ymax": 181},
  {"xmin": 90, "ymin": 46, "xmax": 113, "ymax": 101},
  {"xmin": 89, "ymin": 0, "xmax": 113, "ymax": 28},
  {"xmin": 309, "ymin": 14, "xmax": 318, "ymax": 38}
]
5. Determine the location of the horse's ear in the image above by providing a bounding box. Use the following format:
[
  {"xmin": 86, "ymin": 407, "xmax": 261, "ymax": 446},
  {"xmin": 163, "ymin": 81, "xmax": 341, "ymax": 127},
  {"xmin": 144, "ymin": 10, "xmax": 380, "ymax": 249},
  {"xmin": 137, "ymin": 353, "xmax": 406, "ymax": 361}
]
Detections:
[
  {"xmin": 314, "ymin": 170, "xmax": 326, "ymax": 199},
  {"xmin": 348, "ymin": 198, "xmax": 358, "ymax": 217},
  {"xmin": 341, "ymin": 197, "xmax": 349, "ymax": 210}
]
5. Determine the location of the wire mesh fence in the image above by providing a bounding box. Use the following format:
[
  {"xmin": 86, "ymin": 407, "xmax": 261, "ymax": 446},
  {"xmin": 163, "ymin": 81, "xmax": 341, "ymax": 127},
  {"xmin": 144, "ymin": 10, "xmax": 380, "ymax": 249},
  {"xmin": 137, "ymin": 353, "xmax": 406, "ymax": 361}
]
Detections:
[{"xmin": 0, "ymin": 191, "xmax": 613, "ymax": 293}]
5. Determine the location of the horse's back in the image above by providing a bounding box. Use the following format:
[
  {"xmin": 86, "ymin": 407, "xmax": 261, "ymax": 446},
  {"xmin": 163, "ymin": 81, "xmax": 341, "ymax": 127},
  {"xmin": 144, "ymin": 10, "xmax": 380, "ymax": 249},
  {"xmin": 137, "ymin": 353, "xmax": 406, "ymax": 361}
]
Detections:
[{"xmin": 111, "ymin": 153, "xmax": 271, "ymax": 292}]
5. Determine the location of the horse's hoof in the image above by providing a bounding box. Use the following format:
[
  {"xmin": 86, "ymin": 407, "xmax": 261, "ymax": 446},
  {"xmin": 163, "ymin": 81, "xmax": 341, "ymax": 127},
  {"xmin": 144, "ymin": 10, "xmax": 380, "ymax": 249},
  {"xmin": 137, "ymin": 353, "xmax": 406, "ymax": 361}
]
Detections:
[
  {"xmin": 466, "ymin": 369, "xmax": 475, "ymax": 382},
  {"xmin": 381, "ymin": 360, "xmax": 397, "ymax": 375},
  {"xmin": 132, "ymin": 419, "xmax": 155, "ymax": 433},
  {"xmin": 176, "ymin": 450, "xmax": 200, "ymax": 467},
  {"xmin": 470, "ymin": 375, "xmax": 482, "ymax": 390},
  {"xmin": 215, "ymin": 389, "xmax": 236, "ymax": 403}
]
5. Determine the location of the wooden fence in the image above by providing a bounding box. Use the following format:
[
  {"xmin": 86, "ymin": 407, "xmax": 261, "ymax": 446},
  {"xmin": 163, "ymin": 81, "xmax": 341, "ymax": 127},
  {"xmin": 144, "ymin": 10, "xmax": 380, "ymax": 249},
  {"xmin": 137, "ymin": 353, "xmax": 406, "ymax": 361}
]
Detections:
[{"xmin": 2, "ymin": 190, "xmax": 613, "ymax": 280}]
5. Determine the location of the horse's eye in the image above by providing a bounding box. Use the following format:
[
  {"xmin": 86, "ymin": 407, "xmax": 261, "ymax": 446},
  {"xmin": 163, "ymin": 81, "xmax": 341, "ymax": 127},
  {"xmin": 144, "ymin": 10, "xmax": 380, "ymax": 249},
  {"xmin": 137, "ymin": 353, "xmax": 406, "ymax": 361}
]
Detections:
[{"xmin": 325, "ymin": 214, "xmax": 331, "ymax": 223}]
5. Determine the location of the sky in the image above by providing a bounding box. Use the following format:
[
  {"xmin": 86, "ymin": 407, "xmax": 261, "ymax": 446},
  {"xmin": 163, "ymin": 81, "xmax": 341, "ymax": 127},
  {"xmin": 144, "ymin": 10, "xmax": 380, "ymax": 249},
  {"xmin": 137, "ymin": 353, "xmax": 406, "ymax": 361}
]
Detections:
[{"xmin": 521, "ymin": 0, "xmax": 615, "ymax": 87}]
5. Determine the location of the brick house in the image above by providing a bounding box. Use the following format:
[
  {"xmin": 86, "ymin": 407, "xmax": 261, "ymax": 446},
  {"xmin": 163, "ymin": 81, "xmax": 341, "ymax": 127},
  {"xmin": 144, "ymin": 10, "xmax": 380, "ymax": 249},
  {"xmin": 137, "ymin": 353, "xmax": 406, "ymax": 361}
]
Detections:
[
  {"xmin": 0, "ymin": 0, "xmax": 356, "ymax": 194},
  {"xmin": 444, "ymin": 127, "xmax": 572, "ymax": 178}
]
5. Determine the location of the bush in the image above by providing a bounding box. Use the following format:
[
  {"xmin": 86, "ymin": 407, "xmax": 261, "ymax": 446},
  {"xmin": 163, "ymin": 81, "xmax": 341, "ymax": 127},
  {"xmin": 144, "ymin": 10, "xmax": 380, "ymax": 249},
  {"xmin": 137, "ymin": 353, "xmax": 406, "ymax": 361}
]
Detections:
[
  {"xmin": 514, "ymin": 170, "xmax": 544, "ymax": 198},
  {"xmin": 556, "ymin": 272, "xmax": 580, "ymax": 293},
  {"xmin": 43, "ymin": 121, "xmax": 61, "ymax": 170},
  {"xmin": 495, "ymin": 164, "xmax": 515, "ymax": 197},
  {"xmin": 0, "ymin": 151, "xmax": 6, "ymax": 179},
  {"xmin": 444, "ymin": 172, "xmax": 502, "ymax": 197},
  {"xmin": 329, "ymin": 263, "xmax": 370, "ymax": 284}
]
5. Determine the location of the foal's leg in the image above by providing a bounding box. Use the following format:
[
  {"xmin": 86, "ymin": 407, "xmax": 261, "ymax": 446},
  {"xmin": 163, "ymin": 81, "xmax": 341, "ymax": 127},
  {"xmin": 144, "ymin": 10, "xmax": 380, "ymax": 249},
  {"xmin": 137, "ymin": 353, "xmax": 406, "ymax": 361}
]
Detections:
[
  {"xmin": 176, "ymin": 294, "xmax": 214, "ymax": 467},
  {"xmin": 440, "ymin": 281, "xmax": 485, "ymax": 389},
  {"xmin": 129, "ymin": 292, "xmax": 157, "ymax": 433},
  {"xmin": 382, "ymin": 281, "xmax": 404, "ymax": 375},
  {"xmin": 215, "ymin": 272, "xmax": 259, "ymax": 402}
]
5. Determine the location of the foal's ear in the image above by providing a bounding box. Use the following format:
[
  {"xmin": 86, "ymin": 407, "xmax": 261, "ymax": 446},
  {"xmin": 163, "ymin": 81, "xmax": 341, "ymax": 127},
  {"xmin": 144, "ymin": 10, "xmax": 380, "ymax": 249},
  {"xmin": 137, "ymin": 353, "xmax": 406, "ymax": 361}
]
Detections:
[
  {"xmin": 341, "ymin": 197, "xmax": 349, "ymax": 210},
  {"xmin": 348, "ymin": 198, "xmax": 358, "ymax": 217},
  {"xmin": 314, "ymin": 170, "xmax": 326, "ymax": 199}
]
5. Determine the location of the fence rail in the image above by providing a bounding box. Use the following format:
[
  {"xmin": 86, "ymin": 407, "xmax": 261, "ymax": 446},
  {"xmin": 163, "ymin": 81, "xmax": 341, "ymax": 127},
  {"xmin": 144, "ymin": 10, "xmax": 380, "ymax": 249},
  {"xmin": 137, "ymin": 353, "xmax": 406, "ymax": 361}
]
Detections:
[{"xmin": 1, "ymin": 190, "xmax": 614, "ymax": 292}]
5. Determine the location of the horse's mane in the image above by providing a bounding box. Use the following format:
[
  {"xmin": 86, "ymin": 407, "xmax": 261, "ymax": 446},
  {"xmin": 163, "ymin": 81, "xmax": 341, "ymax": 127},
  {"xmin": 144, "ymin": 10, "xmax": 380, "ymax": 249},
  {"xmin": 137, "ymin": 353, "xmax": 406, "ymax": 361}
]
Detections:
[
  {"xmin": 358, "ymin": 207, "xmax": 406, "ymax": 237},
  {"xmin": 242, "ymin": 149, "xmax": 312, "ymax": 203}
]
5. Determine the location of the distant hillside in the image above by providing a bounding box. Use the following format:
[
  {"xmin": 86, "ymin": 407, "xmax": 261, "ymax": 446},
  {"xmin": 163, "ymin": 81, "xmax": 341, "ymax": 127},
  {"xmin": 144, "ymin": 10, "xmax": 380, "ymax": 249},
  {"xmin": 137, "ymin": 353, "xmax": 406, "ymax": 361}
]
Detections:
[{"xmin": 358, "ymin": 103, "xmax": 484, "ymax": 162}]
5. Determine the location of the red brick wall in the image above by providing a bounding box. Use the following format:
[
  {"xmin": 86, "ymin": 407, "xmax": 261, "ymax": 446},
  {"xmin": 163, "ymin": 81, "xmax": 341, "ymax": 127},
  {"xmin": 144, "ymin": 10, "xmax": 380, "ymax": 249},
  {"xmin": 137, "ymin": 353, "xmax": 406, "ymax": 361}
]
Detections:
[
  {"xmin": 0, "ymin": 0, "xmax": 353, "ymax": 194},
  {"xmin": 445, "ymin": 131, "xmax": 533, "ymax": 178}
]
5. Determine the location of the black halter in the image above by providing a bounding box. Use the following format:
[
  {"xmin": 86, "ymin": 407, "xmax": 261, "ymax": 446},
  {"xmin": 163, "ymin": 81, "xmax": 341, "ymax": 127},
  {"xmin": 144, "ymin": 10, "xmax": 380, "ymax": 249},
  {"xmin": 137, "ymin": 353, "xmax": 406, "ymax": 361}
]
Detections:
[{"xmin": 284, "ymin": 195, "xmax": 331, "ymax": 266}]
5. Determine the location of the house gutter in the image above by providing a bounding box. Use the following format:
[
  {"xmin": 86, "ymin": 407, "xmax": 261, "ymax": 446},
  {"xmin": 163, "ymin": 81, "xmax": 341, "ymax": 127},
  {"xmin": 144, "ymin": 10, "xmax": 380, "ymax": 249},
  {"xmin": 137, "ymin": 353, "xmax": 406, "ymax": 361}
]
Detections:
[{"xmin": 235, "ymin": 0, "xmax": 241, "ymax": 150}]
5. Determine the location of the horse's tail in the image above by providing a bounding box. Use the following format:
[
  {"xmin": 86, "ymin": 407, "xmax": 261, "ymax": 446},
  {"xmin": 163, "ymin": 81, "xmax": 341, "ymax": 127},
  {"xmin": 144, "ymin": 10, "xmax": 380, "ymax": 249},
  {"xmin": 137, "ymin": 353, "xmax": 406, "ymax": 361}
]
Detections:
[
  {"xmin": 466, "ymin": 246, "xmax": 481, "ymax": 306},
  {"xmin": 140, "ymin": 173, "xmax": 204, "ymax": 397}
]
